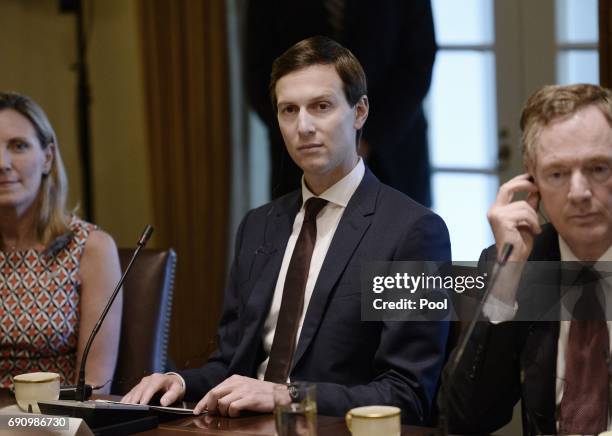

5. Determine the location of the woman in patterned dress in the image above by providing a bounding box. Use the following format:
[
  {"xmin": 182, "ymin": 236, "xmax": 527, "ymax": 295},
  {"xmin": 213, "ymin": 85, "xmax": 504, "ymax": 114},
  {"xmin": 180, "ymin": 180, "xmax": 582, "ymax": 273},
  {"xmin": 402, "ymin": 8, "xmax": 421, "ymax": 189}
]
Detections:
[{"xmin": 0, "ymin": 92, "xmax": 122, "ymax": 393}]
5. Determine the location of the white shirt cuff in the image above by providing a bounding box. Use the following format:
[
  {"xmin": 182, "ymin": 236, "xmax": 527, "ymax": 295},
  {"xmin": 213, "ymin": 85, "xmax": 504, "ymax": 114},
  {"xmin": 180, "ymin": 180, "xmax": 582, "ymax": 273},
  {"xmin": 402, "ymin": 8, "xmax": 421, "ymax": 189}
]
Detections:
[
  {"xmin": 483, "ymin": 294, "xmax": 518, "ymax": 323},
  {"xmin": 165, "ymin": 371, "xmax": 186, "ymax": 396}
]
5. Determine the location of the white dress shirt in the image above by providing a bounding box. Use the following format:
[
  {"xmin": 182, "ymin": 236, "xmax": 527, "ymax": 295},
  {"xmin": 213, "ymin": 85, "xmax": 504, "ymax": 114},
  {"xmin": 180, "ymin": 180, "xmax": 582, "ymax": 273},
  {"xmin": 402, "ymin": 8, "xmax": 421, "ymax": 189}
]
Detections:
[{"xmin": 256, "ymin": 158, "xmax": 365, "ymax": 379}]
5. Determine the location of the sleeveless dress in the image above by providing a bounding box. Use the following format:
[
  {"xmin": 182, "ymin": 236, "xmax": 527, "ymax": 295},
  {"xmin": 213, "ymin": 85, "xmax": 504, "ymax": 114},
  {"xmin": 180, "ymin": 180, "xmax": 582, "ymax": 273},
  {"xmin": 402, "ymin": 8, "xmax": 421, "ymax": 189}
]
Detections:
[{"xmin": 0, "ymin": 217, "xmax": 95, "ymax": 387}]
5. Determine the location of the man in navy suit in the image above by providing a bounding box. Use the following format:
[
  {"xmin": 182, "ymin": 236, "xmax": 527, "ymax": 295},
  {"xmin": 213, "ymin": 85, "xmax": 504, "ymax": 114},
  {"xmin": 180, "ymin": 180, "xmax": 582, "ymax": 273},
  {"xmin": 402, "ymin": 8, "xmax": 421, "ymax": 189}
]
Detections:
[
  {"xmin": 447, "ymin": 84, "xmax": 612, "ymax": 434},
  {"xmin": 246, "ymin": 0, "xmax": 436, "ymax": 206},
  {"xmin": 123, "ymin": 36, "xmax": 450, "ymax": 424}
]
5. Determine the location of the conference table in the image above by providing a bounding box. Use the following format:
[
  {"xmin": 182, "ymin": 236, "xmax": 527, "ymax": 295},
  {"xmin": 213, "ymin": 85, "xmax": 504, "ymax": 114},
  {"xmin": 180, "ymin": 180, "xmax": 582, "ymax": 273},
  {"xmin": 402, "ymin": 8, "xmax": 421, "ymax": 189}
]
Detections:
[{"xmin": 0, "ymin": 389, "xmax": 437, "ymax": 435}]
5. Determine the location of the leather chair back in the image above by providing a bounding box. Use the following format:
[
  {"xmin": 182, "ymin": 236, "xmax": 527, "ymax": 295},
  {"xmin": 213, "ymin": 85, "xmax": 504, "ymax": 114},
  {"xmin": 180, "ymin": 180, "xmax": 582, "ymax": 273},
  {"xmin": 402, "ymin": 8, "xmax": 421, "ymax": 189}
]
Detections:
[
  {"xmin": 111, "ymin": 248, "xmax": 176, "ymax": 395},
  {"xmin": 432, "ymin": 264, "xmax": 479, "ymax": 426}
]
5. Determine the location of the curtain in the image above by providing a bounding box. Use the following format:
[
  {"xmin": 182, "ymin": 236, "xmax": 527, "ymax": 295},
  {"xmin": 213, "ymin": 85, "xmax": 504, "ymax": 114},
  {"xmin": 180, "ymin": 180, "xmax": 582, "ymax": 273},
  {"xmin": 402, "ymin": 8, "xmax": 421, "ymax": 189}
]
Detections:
[{"xmin": 138, "ymin": 0, "xmax": 230, "ymax": 368}]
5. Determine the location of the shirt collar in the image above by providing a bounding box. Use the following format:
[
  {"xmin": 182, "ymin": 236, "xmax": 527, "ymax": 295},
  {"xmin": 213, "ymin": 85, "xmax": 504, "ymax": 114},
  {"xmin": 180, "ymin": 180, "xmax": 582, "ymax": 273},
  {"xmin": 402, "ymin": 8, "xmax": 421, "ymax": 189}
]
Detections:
[
  {"xmin": 300, "ymin": 158, "xmax": 365, "ymax": 208},
  {"xmin": 558, "ymin": 236, "xmax": 612, "ymax": 262}
]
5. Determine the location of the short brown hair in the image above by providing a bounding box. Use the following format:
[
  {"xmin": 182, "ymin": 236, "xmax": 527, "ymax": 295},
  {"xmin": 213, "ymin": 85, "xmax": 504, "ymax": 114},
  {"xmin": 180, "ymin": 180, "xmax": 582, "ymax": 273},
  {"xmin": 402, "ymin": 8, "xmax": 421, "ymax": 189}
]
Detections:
[
  {"xmin": 0, "ymin": 92, "xmax": 70, "ymax": 245},
  {"xmin": 520, "ymin": 84, "xmax": 612, "ymax": 171},
  {"xmin": 269, "ymin": 36, "xmax": 367, "ymax": 112}
]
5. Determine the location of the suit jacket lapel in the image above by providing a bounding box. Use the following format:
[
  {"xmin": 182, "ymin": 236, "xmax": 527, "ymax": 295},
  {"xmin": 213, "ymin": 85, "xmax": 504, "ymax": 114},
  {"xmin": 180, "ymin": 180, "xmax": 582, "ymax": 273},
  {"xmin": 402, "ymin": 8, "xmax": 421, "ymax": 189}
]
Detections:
[
  {"xmin": 530, "ymin": 224, "xmax": 561, "ymax": 261},
  {"xmin": 291, "ymin": 170, "xmax": 379, "ymax": 371},
  {"xmin": 524, "ymin": 224, "xmax": 561, "ymax": 434},
  {"xmin": 522, "ymin": 321, "xmax": 560, "ymax": 434},
  {"xmin": 239, "ymin": 193, "xmax": 301, "ymax": 368}
]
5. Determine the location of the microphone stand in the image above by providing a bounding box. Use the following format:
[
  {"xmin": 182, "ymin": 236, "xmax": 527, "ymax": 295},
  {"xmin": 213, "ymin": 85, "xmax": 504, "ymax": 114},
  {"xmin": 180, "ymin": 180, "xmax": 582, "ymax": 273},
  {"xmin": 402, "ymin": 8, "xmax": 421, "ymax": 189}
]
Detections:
[
  {"xmin": 38, "ymin": 225, "xmax": 162, "ymax": 435},
  {"xmin": 438, "ymin": 243, "xmax": 514, "ymax": 435},
  {"xmin": 61, "ymin": 225, "xmax": 154, "ymax": 401}
]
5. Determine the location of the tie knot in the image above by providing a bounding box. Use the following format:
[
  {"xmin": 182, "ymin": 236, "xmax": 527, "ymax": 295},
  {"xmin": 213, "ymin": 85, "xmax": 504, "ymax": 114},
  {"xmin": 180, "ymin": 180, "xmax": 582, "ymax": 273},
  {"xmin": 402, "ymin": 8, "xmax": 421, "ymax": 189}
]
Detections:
[
  {"xmin": 574, "ymin": 265, "xmax": 601, "ymax": 287},
  {"xmin": 572, "ymin": 265, "xmax": 605, "ymax": 321},
  {"xmin": 303, "ymin": 197, "xmax": 328, "ymax": 222}
]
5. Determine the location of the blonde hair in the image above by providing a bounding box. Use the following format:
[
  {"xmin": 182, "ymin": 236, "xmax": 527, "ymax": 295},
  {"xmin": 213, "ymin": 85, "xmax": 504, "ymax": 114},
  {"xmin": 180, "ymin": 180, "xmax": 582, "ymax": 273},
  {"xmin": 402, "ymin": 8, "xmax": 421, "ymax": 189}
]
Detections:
[
  {"xmin": 0, "ymin": 92, "xmax": 70, "ymax": 245},
  {"xmin": 520, "ymin": 84, "xmax": 612, "ymax": 172}
]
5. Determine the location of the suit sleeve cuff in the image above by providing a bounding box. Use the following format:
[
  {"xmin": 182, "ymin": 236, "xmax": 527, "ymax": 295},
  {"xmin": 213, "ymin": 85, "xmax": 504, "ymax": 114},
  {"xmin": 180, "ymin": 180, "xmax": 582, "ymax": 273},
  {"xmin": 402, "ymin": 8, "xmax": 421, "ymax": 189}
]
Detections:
[{"xmin": 483, "ymin": 294, "xmax": 518, "ymax": 323}]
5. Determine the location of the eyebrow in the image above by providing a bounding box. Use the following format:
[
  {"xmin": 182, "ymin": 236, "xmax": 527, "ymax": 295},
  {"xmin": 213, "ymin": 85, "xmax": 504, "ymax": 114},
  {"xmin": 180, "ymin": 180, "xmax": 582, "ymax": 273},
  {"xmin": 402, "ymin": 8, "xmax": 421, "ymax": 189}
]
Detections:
[
  {"xmin": 6, "ymin": 136, "xmax": 35, "ymax": 144},
  {"xmin": 540, "ymin": 155, "xmax": 612, "ymax": 168},
  {"xmin": 277, "ymin": 93, "xmax": 337, "ymax": 107}
]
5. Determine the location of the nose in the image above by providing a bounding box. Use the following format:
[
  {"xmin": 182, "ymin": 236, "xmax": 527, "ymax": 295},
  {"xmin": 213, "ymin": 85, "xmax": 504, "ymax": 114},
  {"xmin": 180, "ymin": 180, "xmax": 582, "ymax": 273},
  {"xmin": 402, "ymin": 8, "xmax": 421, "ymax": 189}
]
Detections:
[
  {"xmin": 297, "ymin": 110, "xmax": 315, "ymax": 136},
  {"xmin": 0, "ymin": 148, "xmax": 11, "ymax": 172},
  {"xmin": 567, "ymin": 170, "xmax": 592, "ymax": 203}
]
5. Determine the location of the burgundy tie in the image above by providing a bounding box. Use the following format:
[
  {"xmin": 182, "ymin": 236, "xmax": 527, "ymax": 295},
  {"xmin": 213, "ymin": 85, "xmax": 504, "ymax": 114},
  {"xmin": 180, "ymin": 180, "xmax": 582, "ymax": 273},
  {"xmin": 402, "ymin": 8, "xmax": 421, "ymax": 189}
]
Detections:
[
  {"xmin": 559, "ymin": 267, "xmax": 609, "ymax": 434},
  {"xmin": 265, "ymin": 197, "xmax": 328, "ymax": 383}
]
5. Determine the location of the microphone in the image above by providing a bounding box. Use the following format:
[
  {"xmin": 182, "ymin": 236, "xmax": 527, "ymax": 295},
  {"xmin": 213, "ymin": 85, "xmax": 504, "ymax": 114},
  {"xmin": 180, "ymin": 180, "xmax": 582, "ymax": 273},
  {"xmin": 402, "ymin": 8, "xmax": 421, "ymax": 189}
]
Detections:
[
  {"xmin": 438, "ymin": 242, "xmax": 514, "ymax": 434},
  {"xmin": 61, "ymin": 224, "xmax": 154, "ymax": 401},
  {"xmin": 450, "ymin": 243, "xmax": 513, "ymax": 368}
]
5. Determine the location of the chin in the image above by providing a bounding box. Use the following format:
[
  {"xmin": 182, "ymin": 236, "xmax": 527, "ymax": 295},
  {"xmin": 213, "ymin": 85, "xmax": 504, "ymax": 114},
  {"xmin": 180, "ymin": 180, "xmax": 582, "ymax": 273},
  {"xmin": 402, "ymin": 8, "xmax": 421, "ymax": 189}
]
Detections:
[
  {"xmin": 298, "ymin": 160, "xmax": 331, "ymax": 175},
  {"xmin": 0, "ymin": 194, "xmax": 33, "ymax": 210},
  {"xmin": 0, "ymin": 196, "xmax": 18, "ymax": 208},
  {"xmin": 565, "ymin": 225, "xmax": 612, "ymax": 251}
]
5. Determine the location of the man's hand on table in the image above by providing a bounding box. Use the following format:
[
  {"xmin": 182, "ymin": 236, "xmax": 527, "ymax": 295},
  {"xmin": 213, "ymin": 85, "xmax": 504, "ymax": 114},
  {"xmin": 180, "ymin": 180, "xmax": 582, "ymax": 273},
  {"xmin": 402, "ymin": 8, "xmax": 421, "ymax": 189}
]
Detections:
[
  {"xmin": 193, "ymin": 375, "xmax": 289, "ymax": 417},
  {"xmin": 121, "ymin": 373, "xmax": 185, "ymax": 407}
]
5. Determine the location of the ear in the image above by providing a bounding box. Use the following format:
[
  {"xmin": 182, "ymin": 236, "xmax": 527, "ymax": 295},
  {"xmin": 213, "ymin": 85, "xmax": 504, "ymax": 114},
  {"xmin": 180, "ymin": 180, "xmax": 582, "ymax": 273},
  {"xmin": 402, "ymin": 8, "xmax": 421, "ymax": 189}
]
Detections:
[
  {"xmin": 43, "ymin": 143, "xmax": 55, "ymax": 175},
  {"xmin": 528, "ymin": 169, "xmax": 548, "ymax": 223},
  {"xmin": 354, "ymin": 95, "xmax": 369, "ymax": 130}
]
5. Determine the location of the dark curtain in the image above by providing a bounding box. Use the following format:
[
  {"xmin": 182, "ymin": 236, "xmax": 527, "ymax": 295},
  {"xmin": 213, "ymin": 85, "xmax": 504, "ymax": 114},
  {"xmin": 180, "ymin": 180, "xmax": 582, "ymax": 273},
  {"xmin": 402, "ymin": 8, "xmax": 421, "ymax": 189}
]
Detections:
[{"xmin": 138, "ymin": 0, "xmax": 231, "ymax": 368}]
